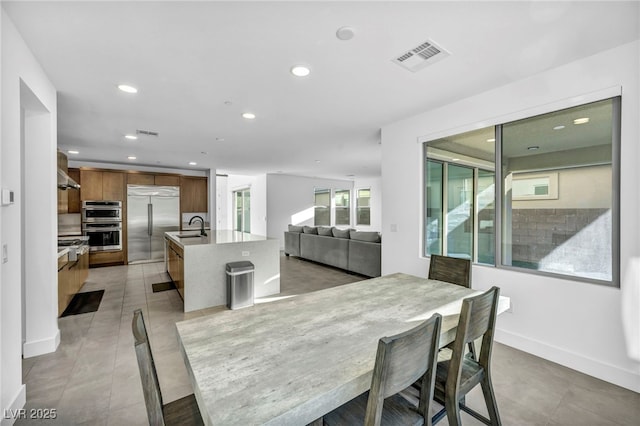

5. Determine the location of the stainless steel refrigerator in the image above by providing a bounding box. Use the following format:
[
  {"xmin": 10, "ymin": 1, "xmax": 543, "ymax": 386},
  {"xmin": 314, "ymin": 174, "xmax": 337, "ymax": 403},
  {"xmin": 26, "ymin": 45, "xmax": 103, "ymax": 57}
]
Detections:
[{"xmin": 127, "ymin": 185, "xmax": 180, "ymax": 263}]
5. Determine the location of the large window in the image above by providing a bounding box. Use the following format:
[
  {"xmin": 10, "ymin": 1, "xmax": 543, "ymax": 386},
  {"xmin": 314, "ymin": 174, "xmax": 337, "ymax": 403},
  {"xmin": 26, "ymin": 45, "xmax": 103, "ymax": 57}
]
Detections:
[
  {"xmin": 424, "ymin": 97, "xmax": 619, "ymax": 285},
  {"xmin": 356, "ymin": 188, "xmax": 371, "ymax": 226},
  {"xmin": 314, "ymin": 189, "xmax": 330, "ymax": 226},
  {"xmin": 334, "ymin": 189, "xmax": 350, "ymax": 226}
]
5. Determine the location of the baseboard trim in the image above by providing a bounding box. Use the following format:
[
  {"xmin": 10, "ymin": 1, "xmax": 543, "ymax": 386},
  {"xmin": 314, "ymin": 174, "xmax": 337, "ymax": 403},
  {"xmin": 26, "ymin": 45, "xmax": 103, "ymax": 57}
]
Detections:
[
  {"xmin": 495, "ymin": 328, "xmax": 640, "ymax": 392},
  {"xmin": 1, "ymin": 384, "xmax": 26, "ymax": 426},
  {"xmin": 22, "ymin": 328, "xmax": 60, "ymax": 358}
]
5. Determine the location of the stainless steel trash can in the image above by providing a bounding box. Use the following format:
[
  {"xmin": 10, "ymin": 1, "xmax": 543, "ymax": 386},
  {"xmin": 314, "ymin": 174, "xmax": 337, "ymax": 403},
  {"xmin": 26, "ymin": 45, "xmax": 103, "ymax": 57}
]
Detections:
[{"xmin": 226, "ymin": 261, "xmax": 254, "ymax": 309}]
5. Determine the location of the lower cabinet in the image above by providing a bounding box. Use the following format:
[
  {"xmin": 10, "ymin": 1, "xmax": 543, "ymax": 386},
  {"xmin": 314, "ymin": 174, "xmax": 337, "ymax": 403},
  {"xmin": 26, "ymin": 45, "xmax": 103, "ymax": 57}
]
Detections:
[
  {"xmin": 58, "ymin": 251, "xmax": 90, "ymax": 317},
  {"xmin": 167, "ymin": 240, "xmax": 184, "ymax": 299},
  {"xmin": 89, "ymin": 250, "xmax": 124, "ymax": 267},
  {"xmin": 58, "ymin": 257, "xmax": 70, "ymax": 316}
]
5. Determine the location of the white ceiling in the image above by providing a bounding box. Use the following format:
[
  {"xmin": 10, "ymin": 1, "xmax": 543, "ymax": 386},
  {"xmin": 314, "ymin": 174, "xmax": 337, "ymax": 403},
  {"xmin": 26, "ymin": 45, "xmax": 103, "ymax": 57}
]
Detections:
[{"xmin": 3, "ymin": 1, "xmax": 639, "ymax": 180}]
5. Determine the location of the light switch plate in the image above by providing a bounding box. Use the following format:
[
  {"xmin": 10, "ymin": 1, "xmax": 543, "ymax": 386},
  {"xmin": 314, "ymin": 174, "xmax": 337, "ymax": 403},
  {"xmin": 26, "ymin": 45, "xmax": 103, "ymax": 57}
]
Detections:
[
  {"xmin": 1, "ymin": 189, "xmax": 14, "ymax": 206},
  {"xmin": 2, "ymin": 244, "xmax": 8, "ymax": 263}
]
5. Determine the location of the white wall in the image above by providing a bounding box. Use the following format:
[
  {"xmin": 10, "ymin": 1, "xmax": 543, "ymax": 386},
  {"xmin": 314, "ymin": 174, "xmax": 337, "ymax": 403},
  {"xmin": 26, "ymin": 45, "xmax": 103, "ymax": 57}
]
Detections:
[
  {"xmin": 381, "ymin": 41, "xmax": 640, "ymax": 391},
  {"xmin": 1, "ymin": 10, "xmax": 59, "ymax": 423}
]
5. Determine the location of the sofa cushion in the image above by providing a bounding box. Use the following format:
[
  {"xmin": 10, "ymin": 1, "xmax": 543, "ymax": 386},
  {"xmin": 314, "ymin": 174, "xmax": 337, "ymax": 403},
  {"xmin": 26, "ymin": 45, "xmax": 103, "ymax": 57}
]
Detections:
[
  {"xmin": 288, "ymin": 224, "xmax": 304, "ymax": 233},
  {"xmin": 303, "ymin": 226, "xmax": 318, "ymax": 234},
  {"xmin": 332, "ymin": 228, "xmax": 352, "ymax": 239},
  {"xmin": 317, "ymin": 226, "xmax": 334, "ymax": 236},
  {"xmin": 350, "ymin": 231, "xmax": 381, "ymax": 243}
]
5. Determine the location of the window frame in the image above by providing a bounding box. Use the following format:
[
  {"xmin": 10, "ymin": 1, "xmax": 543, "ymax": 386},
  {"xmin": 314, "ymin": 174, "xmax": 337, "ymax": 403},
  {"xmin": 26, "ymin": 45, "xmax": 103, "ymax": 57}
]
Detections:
[
  {"xmin": 356, "ymin": 187, "xmax": 371, "ymax": 226},
  {"xmin": 422, "ymin": 95, "xmax": 621, "ymax": 287}
]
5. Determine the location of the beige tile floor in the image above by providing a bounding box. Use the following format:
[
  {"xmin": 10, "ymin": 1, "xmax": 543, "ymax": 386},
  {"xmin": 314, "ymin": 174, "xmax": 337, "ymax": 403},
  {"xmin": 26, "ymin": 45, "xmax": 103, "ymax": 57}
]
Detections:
[{"xmin": 17, "ymin": 255, "xmax": 640, "ymax": 425}]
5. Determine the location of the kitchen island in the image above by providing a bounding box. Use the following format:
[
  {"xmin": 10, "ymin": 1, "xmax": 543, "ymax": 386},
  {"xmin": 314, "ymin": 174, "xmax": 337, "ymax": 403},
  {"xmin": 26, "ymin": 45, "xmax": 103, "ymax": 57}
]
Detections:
[{"xmin": 164, "ymin": 230, "xmax": 280, "ymax": 312}]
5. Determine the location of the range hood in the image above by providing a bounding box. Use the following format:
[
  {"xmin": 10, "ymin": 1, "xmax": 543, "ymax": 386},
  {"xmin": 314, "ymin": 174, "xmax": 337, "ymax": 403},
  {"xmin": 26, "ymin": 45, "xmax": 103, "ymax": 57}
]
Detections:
[{"xmin": 57, "ymin": 168, "xmax": 80, "ymax": 190}]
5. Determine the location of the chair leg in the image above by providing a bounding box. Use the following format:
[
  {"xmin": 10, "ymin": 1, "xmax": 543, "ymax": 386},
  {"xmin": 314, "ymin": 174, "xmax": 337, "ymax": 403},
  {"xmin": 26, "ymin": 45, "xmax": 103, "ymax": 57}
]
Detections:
[
  {"xmin": 480, "ymin": 376, "xmax": 502, "ymax": 426},
  {"xmin": 445, "ymin": 395, "xmax": 462, "ymax": 426}
]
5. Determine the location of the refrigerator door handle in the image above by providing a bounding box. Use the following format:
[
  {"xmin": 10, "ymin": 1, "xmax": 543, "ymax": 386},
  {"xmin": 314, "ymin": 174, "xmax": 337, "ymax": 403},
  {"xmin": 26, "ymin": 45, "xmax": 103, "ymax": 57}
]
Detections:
[{"xmin": 148, "ymin": 203, "xmax": 153, "ymax": 236}]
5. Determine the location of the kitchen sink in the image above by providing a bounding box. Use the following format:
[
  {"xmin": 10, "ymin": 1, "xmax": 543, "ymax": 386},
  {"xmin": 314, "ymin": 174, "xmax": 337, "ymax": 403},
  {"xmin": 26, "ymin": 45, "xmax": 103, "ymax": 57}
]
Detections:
[{"xmin": 176, "ymin": 233, "xmax": 202, "ymax": 238}]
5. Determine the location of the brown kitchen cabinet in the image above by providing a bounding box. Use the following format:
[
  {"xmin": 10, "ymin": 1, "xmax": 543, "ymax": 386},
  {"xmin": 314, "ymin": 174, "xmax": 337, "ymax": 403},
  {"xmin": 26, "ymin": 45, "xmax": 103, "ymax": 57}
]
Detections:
[
  {"xmin": 127, "ymin": 172, "xmax": 180, "ymax": 186},
  {"xmin": 89, "ymin": 250, "xmax": 124, "ymax": 267},
  {"xmin": 127, "ymin": 173, "xmax": 155, "ymax": 185},
  {"xmin": 154, "ymin": 175, "xmax": 180, "ymax": 186},
  {"xmin": 67, "ymin": 168, "xmax": 81, "ymax": 213},
  {"xmin": 180, "ymin": 176, "xmax": 208, "ymax": 213},
  {"xmin": 57, "ymin": 250, "xmax": 89, "ymax": 317},
  {"xmin": 167, "ymin": 239, "xmax": 184, "ymax": 299},
  {"xmin": 80, "ymin": 169, "xmax": 124, "ymax": 201}
]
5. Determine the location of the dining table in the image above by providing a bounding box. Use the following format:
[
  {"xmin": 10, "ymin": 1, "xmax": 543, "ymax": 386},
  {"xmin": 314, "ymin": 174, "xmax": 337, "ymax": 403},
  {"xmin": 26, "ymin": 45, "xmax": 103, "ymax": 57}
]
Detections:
[{"xmin": 175, "ymin": 272, "xmax": 510, "ymax": 426}]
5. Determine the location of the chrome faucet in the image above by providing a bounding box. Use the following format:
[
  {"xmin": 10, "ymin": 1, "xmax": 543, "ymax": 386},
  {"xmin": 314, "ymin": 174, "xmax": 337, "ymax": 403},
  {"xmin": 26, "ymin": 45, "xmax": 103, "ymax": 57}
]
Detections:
[{"xmin": 189, "ymin": 215, "xmax": 207, "ymax": 237}]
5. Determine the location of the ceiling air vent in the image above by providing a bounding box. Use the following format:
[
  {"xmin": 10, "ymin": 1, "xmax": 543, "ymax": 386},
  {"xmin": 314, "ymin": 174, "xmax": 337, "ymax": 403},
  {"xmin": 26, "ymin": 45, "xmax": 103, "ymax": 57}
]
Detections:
[
  {"xmin": 136, "ymin": 129, "xmax": 159, "ymax": 137},
  {"xmin": 392, "ymin": 39, "xmax": 450, "ymax": 72}
]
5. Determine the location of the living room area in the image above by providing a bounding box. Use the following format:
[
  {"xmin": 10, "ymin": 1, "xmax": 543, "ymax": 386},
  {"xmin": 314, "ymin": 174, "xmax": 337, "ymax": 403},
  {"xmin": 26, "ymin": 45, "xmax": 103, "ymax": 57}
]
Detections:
[{"xmin": 2, "ymin": 2, "xmax": 639, "ymax": 425}]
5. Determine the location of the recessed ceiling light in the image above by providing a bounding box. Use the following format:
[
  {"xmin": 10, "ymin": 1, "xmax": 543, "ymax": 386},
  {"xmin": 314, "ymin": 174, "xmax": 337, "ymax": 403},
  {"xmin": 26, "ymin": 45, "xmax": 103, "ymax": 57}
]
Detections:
[
  {"xmin": 215, "ymin": 137, "xmax": 225, "ymax": 142},
  {"xmin": 125, "ymin": 134, "xmax": 138, "ymax": 140},
  {"xmin": 118, "ymin": 84, "xmax": 138, "ymax": 94},
  {"xmin": 290, "ymin": 66, "xmax": 310, "ymax": 77},
  {"xmin": 486, "ymin": 138, "xmax": 495, "ymax": 143},
  {"xmin": 68, "ymin": 150, "xmax": 79, "ymax": 155},
  {"xmin": 201, "ymin": 151, "xmax": 208, "ymax": 155},
  {"xmin": 553, "ymin": 125, "xmax": 565, "ymax": 130},
  {"xmin": 527, "ymin": 146, "xmax": 540, "ymax": 151},
  {"xmin": 315, "ymin": 160, "xmax": 321, "ymax": 164},
  {"xmin": 336, "ymin": 26, "xmax": 356, "ymax": 41},
  {"xmin": 242, "ymin": 112, "xmax": 256, "ymax": 119},
  {"xmin": 573, "ymin": 117, "xmax": 589, "ymax": 125},
  {"xmin": 189, "ymin": 162, "xmax": 197, "ymax": 166},
  {"xmin": 128, "ymin": 156, "xmax": 137, "ymax": 160},
  {"xmin": 451, "ymin": 158, "xmax": 460, "ymax": 162},
  {"xmin": 224, "ymin": 101, "xmax": 232, "ymax": 106}
]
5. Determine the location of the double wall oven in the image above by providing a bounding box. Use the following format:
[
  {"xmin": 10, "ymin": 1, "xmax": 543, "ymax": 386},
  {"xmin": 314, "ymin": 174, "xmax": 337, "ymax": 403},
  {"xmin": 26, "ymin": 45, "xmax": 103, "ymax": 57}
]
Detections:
[{"xmin": 82, "ymin": 201, "xmax": 122, "ymax": 251}]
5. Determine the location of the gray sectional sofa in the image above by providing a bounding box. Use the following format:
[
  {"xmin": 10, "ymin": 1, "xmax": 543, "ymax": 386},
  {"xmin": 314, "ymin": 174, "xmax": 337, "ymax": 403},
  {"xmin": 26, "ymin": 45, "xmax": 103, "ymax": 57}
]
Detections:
[{"xmin": 284, "ymin": 225, "xmax": 381, "ymax": 277}]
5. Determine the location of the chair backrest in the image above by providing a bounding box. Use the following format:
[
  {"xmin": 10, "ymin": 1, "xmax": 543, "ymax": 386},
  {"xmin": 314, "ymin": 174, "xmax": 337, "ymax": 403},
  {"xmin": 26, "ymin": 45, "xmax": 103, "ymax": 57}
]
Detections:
[
  {"xmin": 364, "ymin": 313, "xmax": 442, "ymax": 426},
  {"xmin": 448, "ymin": 287, "xmax": 500, "ymax": 390},
  {"xmin": 132, "ymin": 309, "xmax": 165, "ymax": 426},
  {"xmin": 428, "ymin": 254, "xmax": 471, "ymax": 288}
]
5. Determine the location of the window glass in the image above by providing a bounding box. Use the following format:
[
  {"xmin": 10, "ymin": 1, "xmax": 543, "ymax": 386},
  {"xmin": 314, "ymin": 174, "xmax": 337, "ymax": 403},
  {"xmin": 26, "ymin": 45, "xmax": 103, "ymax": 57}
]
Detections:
[
  {"xmin": 477, "ymin": 169, "xmax": 495, "ymax": 265},
  {"xmin": 314, "ymin": 189, "xmax": 330, "ymax": 226},
  {"xmin": 447, "ymin": 164, "xmax": 473, "ymax": 259},
  {"xmin": 425, "ymin": 161, "xmax": 443, "ymax": 256},
  {"xmin": 334, "ymin": 190, "xmax": 350, "ymax": 226},
  {"xmin": 424, "ymin": 126, "xmax": 495, "ymax": 261},
  {"xmin": 501, "ymin": 98, "xmax": 615, "ymax": 282},
  {"xmin": 356, "ymin": 188, "xmax": 371, "ymax": 226}
]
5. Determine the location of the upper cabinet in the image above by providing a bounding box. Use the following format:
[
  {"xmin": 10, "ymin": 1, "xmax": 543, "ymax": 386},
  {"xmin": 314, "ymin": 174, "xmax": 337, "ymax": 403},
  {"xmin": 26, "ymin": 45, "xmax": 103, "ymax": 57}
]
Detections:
[
  {"xmin": 80, "ymin": 169, "xmax": 124, "ymax": 201},
  {"xmin": 127, "ymin": 173, "xmax": 180, "ymax": 186},
  {"xmin": 67, "ymin": 168, "xmax": 81, "ymax": 213},
  {"xmin": 180, "ymin": 176, "xmax": 208, "ymax": 212}
]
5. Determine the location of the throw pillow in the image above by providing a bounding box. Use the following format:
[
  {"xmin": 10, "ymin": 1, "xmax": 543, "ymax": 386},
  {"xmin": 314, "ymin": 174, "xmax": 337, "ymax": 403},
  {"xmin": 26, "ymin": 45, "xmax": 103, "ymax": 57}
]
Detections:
[
  {"xmin": 303, "ymin": 226, "xmax": 318, "ymax": 234},
  {"xmin": 349, "ymin": 231, "xmax": 381, "ymax": 243},
  {"xmin": 288, "ymin": 224, "xmax": 304, "ymax": 233},
  {"xmin": 317, "ymin": 226, "xmax": 334, "ymax": 236},
  {"xmin": 332, "ymin": 228, "xmax": 352, "ymax": 239}
]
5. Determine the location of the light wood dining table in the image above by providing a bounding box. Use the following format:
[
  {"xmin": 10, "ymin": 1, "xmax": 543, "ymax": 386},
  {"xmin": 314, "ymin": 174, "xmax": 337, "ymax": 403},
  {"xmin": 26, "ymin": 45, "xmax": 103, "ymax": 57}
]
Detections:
[{"xmin": 175, "ymin": 272, "xmax": 510, "ymax": 426}]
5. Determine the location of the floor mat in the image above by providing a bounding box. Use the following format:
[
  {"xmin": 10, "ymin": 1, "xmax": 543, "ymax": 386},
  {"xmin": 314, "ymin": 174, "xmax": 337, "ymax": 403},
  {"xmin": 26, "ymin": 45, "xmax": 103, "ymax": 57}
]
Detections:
[
  {"xmin": 152, "ymin": 281, "xmax": 176, "ymax": 293},
  {"xmin": 61, "ymin": 290, "xmax": 105, "ymax": 317}
]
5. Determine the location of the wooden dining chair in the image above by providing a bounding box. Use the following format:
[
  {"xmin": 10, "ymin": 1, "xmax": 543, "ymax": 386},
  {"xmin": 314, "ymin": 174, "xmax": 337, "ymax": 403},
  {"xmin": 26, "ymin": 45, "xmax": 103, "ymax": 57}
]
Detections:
[
  {"xmin": 428, "ymin": 254, "xmax": 471, "ymax": 288},
  {"xmin": 132, "ymin": 309, "xmax": 204, "ymax": 426},
  {"xmin": 428, "ymin": 254, "xmax": 477, "ymax": 360},
  {"xmin": 432, "ymin": 287, "xmax": 502, "ymax": 426},
  {"xmin": 323, "ymin": 313, "xmax": 442, "ymax": 426}
]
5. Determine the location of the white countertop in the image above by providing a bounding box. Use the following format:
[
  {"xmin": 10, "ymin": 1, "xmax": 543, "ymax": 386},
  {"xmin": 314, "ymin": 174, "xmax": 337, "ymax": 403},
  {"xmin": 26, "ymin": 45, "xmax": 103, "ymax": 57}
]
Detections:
[{"xmin": 165, "ymin": 230, "xmax": 272, "ymax": 247}]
